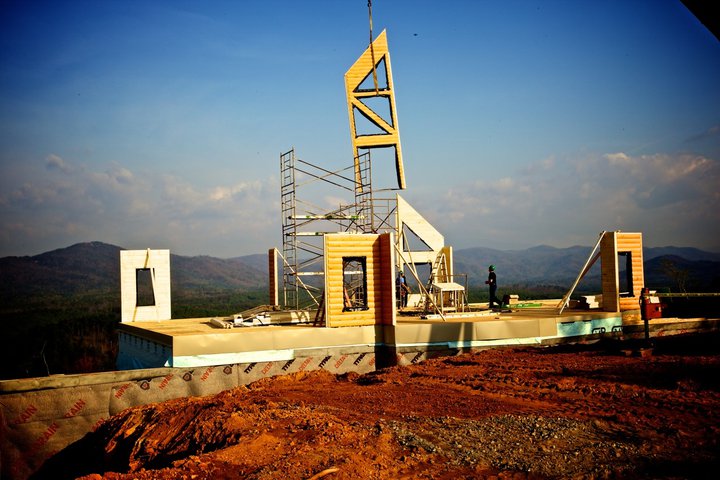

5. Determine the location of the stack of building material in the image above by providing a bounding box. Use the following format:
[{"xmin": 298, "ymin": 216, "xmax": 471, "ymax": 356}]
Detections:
[
  {"xmin": 503, "ymin": 294, "xmax": 520, "ymax": 305},
  {"xmin": 579, "ymin": 295, "xmax": 603, "ymax": 309}
]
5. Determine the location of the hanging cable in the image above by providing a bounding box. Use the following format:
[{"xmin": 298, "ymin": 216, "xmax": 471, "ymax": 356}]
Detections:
[{"xmin": 368, "ymin": 0, "xmax": 379, "ymax": 94}]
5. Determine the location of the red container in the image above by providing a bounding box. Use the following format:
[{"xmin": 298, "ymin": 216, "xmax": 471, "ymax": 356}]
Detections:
[{"xmin": 640, "ymin": 288, "xmax": 663, "ymax": 320}]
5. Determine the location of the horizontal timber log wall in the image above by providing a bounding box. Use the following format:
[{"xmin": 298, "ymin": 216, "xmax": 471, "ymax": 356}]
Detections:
[
  {"xmin": 600, "ymin": 231, "xmax": 644, "ymax": 312},
  {"xmin": 323, "ymin": 233, "xmax": 395, "ymax": 327}
]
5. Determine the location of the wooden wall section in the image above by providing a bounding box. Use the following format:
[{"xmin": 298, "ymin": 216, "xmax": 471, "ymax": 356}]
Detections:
[
  {"xmin": 440, "ymin": 245, "xmax": 454, "ymax": 281},
  {"xmin": 600, "ymin": 232, "xmax": 644, "ymax": 312},
  {"xmin": 324, "ymin": 233, "xmax": 395, "ymax": 327},
  {"xmin": 617, "ymin": 232, "xmax": 644, "ymax": 311},
  {"xmin": 268, "ymin": 248, "xmax": 278, "ymax": 307}
]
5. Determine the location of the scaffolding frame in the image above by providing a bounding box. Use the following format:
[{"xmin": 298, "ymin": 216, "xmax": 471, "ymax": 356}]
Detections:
[
  {"xmin": 280, "ymin": 148, "xmax": 393, "ymax": 310},
  {"xmin": 277, "ymin": 30, "xmax": 457, "ymax": 315}
]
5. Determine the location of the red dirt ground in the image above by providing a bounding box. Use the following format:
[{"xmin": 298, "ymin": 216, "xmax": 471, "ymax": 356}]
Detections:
[{"xmin": 37, "ymin": 332, "xmax": 720, "ymax": 479}]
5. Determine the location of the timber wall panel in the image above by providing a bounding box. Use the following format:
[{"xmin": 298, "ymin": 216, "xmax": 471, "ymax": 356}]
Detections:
[
  {"xmin": 600, "ymin": 232, "xmax": 619, "ymax": 312},
  {"xmin": 443, "ymin": 246, "xmax": 454, "ymax": 278},
  {"xmin": 268, "ymin": 248, "xmax": 278, "ymax": 307},
  {"xmin": 324, "ymin": 233, "xmax": 394, "ymax": 327},
  {"xmin": 617, "ymin": 232, "xmax": 644, "ymax": 311},
  {"xmin": 344, "ymin": 30, "xmax": 404, "ymax": 189},
  {"xmin": 379, "ymin": 233, "xmax": 396, "ymax": 325},
  {"xmin": 599, "ymin": 231, "xmax": 644, "ymax": 312}
]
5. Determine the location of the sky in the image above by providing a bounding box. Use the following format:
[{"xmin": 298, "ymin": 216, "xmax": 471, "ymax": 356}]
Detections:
[{"xmin": 1, "ymin": 0, "xmax": 719, "ymax": 258}]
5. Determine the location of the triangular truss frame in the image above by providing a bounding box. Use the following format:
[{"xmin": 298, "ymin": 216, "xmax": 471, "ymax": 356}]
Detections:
[{"xmin": 345, "ymin": 29, "xmax": 405, "ymax": 191}]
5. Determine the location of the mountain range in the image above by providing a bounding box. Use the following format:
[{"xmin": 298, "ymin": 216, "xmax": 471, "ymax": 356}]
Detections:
[
  {"xmin": 1, "ymin": 242, "xmax": 718, "ymax": 301},
  {"xmin": 0, "ymin": 241, "xmax": 267, "ymax": 301},
  {"xmin": 454, "ymin": 244, "xmax": 720, "ymax": 290},
  {"xmin": 1, "ymin": 241, "xmax": 717, "ymax": 380}
]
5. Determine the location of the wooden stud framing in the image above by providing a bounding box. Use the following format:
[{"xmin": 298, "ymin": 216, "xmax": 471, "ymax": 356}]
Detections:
[{"xmin": 558, "ymin": 231, "xmax": 645, "ymax": 313}]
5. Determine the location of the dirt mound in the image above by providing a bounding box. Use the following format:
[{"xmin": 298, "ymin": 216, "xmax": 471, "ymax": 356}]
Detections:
[{"xmin": 35, "ymin": 333, "xmax": 720, "ymax": 479}]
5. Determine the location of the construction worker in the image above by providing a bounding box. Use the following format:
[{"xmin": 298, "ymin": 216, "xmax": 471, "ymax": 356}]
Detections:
[
  {"xmin": 396, "ymin": 271, "xmax": 410, "ymax": 308},
  {"xmin": 401, "ymin": 272, "xmax": 410, "ymax": 307},
  {"xmin": 485, "ymin": 265, "xmax": 502, "ymax": 309}
]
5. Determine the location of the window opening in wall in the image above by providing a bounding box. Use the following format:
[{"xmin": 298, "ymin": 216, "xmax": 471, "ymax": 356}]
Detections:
[
  {"xmin": 136, "ymin": 268, "xmax": 156, "ymax": 306},
  {"xmin": 618, "ymin": 252, "xmax": 633, "ymax": 297},
  {"xmin": 342, "ymin": 256, "xmax": 368, "ymax": 311}
]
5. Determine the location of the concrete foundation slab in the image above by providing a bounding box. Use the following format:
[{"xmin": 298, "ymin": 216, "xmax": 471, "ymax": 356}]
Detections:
[{"xmin": 3, "ymin": 310, "xmax": 718, "ymax": 480}]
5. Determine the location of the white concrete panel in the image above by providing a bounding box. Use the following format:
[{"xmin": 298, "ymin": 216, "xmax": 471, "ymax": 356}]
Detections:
[
  {"xmin": 397, "ymin": 194, "xmax": 444, "ymax": 252},
  {"xmin": 120, "ymin": 249, "xmax": 171, "ymax": 323}
]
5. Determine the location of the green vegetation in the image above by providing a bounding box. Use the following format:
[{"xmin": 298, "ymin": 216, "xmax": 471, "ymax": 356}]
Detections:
[
  {"xmin": 0, "ymin": 291, "xmax": 118, "ymax": 379},
  {"xmin": 0, "ymin": 288, "xmax": 267, "ymax": 380},
  {"xmin": 172, "ymin": 289, "xmax": 269, "ymax": 318}
]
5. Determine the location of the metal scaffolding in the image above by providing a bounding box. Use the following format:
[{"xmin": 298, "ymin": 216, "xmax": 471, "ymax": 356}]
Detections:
[{"xmin": 279, "ymin": 148, "xmax": 394, "ymax": 310}]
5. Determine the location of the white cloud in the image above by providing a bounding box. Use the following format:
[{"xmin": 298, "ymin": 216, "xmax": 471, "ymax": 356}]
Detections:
[
  {"xmin": 413, "ymin": 151, "xmax": 720, "ymax": 251},
  {"xmin": 45, "ymin": 154, "xmax": 73, "ymax": 174},
  {"xmin": 0, "ymin": 155, "xmax": 280, "ymax": 256},
  {"xmin": 520, "ymin": 155, "xmax": 556, "ymax": 176},
  {"xmin": 2, "ymin": 150, "xmax": 718, "ymax": 257},
  {"xmin": 604, "ymin": 152, "xmax": 631, "ymax": 166}
]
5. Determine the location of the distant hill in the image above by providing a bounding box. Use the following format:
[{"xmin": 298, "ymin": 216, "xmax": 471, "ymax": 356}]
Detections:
[
  {"xmin": 453, "ymin": 245, "xmax": 719, "ymax": 292},
  {"xmin": 1, "ymin": 242, "xmax": 718, "ymax": 304},
  {"xmin": 0, "ymin": 242, "xmax": 267, "ymax": 302},
  {"xmin": 644, "ymin": 255, "xmax": 720, "ymax": 292},
  {"xmin": 644, "ymin": 246, "xmax": 720, "ymax": 263},
  {"xmin": 0, "ymin": 241, "xmax": 120, "ymax": 297},
  {"xmin": 0, "ymin": 241, "xmax": 716, "ymax": 379},
  {"xmin": 0, "ymin": 242, "xmax": 270, "ymax": 379},
  {"xmin": 454, "ymin": 245, "xmax": 596, "ymax": 286},
  {"xmin": 229, "ymin": 253, "xmax": 268, "ymax": 274}
]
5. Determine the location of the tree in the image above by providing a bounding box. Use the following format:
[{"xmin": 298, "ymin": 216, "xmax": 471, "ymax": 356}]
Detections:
[{"xmin": 661, "ymin": 258, "xmax": 689, "ymax": 293}]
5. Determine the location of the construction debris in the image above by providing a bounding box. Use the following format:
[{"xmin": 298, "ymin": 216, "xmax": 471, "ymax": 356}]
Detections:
[
  {"xmin": 578, "ymin": 295, "xmax": 603, "ymax": 310},
  {"xmin": 209, "ymin": 317, "xmax": 232, "ymax": 329},
  {"xmin": 209, "ymin": 313, "xmax": 272, "ymax": 329}
]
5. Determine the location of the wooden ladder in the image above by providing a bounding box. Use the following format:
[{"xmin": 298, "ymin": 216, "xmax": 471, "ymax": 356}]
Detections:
[{"xmin": 423, "ymin": 252, "xmax": 446, "ymax": 311}]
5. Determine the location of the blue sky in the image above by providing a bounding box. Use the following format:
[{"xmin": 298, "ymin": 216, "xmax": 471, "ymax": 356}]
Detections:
[{"xmin": 1, "ymin": 0, "xmax": 719, "ymax": 258}]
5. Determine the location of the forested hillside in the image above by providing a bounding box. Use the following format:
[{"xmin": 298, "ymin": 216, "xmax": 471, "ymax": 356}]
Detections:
[{"xmin": 1, "ymin": 241, "xmax": 717, "ymax": 380}]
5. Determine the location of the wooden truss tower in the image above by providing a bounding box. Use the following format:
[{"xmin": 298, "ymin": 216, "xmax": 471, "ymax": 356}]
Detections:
[
  {"xmin": 277, "ymin": 31, "xmax": 461, "ymax": 314},
  {"xmin": 345, "ymin": 29, "xmax": 405, "ymax": 191},
  {"xmin": 279, "ymin": 149, "xmax": 374, "ymax": 310}
]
